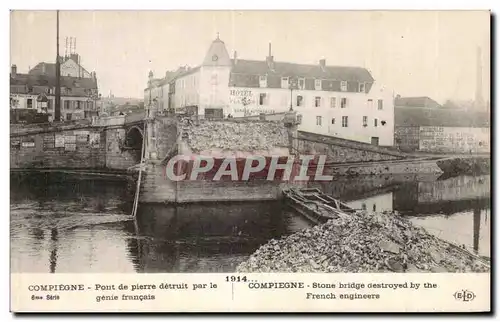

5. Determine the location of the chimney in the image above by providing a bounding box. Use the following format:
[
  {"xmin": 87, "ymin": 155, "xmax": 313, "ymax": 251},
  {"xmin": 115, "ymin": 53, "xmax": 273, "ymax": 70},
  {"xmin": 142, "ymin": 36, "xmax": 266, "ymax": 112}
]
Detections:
[
  {"xmin": 11, "ymin": 64, "xmax": 17, "ymax": 77},
  {"xmin": 266, "ymin": 42, "xmax": 274, "ymax": 69},
  {"xmin": 233, "ymin": 51, "xmax": 238, "ymax": 65},
  {"xmin": 319, "ymin": 58, "xmax": 326, "ymax": 70}
]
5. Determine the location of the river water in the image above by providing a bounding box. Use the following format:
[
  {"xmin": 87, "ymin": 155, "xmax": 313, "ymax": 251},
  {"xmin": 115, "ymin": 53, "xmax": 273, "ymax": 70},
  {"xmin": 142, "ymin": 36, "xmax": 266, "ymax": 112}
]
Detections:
[{"xmin": 10, "ymin": 172, "xmax": 490, "ymax": 273}]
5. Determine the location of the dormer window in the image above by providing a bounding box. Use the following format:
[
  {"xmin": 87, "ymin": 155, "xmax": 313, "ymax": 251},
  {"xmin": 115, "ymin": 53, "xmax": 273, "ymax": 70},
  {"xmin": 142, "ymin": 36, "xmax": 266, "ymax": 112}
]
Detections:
[
  {"xmin": 281, "ymin": 77, "xmax": 289, "ymax": 89},
  {"xmin": 341, "ymin": 81, "xmax": 348, "ymax": 92},
  {"xmin": 298, "ymin": 78, "xmax": 305, "ymax": 90},
  {"xmin": 259, "ymin": 75, "xmax": 267, "ymax": 88},
  {"xmin": 315, "ymin": 79, "xmax": 322, "ymax": 91},
  {"xmin": 359, "ymin": 82, "xmax": 366, "ymax": 93}
]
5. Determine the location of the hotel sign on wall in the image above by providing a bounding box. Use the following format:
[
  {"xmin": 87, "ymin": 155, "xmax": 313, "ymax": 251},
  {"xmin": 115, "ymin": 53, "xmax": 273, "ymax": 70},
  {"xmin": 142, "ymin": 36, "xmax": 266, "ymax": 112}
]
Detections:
[{"xmin": 229, "ymin": 89, "xmax": 255, "ymax": 105}]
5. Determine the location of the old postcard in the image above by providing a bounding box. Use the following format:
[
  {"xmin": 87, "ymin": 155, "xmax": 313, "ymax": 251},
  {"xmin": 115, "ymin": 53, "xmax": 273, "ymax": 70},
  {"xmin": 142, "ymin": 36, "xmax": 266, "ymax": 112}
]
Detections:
[{"xmin": 9, "ymin": 10, "xmax": 491, "ymax": 313}]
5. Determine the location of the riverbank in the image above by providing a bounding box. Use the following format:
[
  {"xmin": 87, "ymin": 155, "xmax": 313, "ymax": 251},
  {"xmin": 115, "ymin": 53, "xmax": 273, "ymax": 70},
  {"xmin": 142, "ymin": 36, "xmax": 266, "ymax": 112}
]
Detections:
[
  {"xmin": 436, "ymin": 156, "xmax": 490, "ymax": 177},
  {"xmin": 236, "ymin": 210, "xmax": 490, "ymax": 273}
]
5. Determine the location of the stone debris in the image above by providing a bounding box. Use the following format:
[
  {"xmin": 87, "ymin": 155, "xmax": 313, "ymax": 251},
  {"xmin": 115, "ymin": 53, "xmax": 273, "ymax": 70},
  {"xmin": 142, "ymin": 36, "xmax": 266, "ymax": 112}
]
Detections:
[
  {"xmin": 236, "ymin": 211, "xmax": 490, "ymax": 273},
  {"xmin": 182, "ymin": 120, "xmax": 289, "ymax": 152}
]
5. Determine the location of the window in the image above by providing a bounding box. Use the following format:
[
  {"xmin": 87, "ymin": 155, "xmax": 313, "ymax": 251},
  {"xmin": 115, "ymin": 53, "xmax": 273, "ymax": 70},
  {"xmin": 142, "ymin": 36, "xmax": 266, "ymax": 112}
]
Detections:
[
  {"xmin": 259, "ymin": 93, "xmax": 268, "ymax": 106},
  {"xmin": 64, "ymin": 101, "xmax": 70, "ymax": 110},
  {"xmin": 87, "ymin": 101, "xmax": 93, "ymax": 110},
  {"xmin": 315, "ymin": 79, "xmax": 322, "ymax": 91},
  {"xmin": 316, "ymin": 116, "xmax": 322, "ymax": 126},
  {"xmin": 297, "ymin": 114, "xmax": 303, "ymax": 124},
  {"xmin": 362, "ymin": 203, "xmax": 367, "ymax": 210},
  {"xmin": 363, "ymin": 116, "xmax": 368, "ymax": 127},
  {"xmin": 340, "ymin": 81, "xmax": 348, "ymax": 92},
  {"xmin": 330, "ymin": 97, "xmax": 336, "ymax": 108},
  {"xmin": 298, "ymin": 78, "xmax": 305, "ymax": 90},
  {"xmin": 373, "ymin": 204, "xmax": 377, "ymax": 212},
  {"xmin": 378, "ymin": 99, "xmax": 383, "ymax": 110},
  {"xmin": 66, "ymin": 113, "xmax": 72, "ymax": 121},
  {"xmin": 281, "ymin": 77, "xmax": 289, "ymax": 89},
  {"xmin": 76, "ymin": 101, "xmax": 81, "ymax": 109},
  {"xmin": 259, "ymin": 75, "xmax": 267, "ymax": 88},
  {"xmin": 342, "ymin": 116, "xmax": 348, "ymax": 127},
  {"xmin": 359, "ymin": 82, "xmax": 365, "ymax": 93},
  {"xmin": 27, "ymin": 99, "xmax": 33, "ymax": 109},
  {"xmin": 296, "ymin": 95, "xmax": 304, "ymax": 107},
  {"xmin": 340, "ymin": 97, "xmax": 347, "ymax": 108},
  {"xmin": 331, "ymin": 118, "xmax": 335, "ymax": 124},
  {"xmin": 374, "ymin": 118, "xmax": 378, "ymax": 127},
  {"xmin": 367, "ymin": 99, "xmax": 373, "ymax": 108},
  {"xmin": 314, "ymin": 96, "xmax": 321, "ymax": 107}
]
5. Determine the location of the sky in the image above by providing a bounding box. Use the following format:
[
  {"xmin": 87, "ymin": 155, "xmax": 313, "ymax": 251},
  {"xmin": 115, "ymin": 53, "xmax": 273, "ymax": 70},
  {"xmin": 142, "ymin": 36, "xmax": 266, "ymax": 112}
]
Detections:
[{"xmin": 10, "ymin": 10, "xmax": 490, "ymax": 103}]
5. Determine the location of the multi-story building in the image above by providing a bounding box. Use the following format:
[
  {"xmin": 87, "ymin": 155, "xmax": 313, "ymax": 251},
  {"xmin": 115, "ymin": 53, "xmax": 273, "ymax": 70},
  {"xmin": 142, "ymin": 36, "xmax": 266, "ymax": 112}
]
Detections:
[
  {"xmin": 169, "ymin": 36, "xmax": 395, "ymax": 146},
  {"xmin": 10, "ymin": 64, "xmax": 99, "ymax": 122},
  {"xmin": 144, "ymin": 68, "xmax": 188, "ymax": 112},
  {"xmin": 29, "ymin": 53, "xmax": 93, "ymax": 79}
]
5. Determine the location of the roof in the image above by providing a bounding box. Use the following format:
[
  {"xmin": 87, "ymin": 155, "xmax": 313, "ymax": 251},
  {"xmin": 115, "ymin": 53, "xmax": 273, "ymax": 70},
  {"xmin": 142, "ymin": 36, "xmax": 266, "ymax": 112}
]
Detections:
[
  {"xmin": 230, "ymin": 59, "xmax": 374, "ymax": 82},
  {"xmin": 202, "ymin": 37, "xmax": 232, "ymax": 67},
  {"xmin": 173, "ymin": 66, "xmax": 201, "ymax": 80},
  {"xmin": 29, "ymin": 56, "xmax": 91, "ymax": 77},
  {"xmin": 10, "ymin": 73, "xmax": 98, "ymax": 92},
  {"xmin": 29, "ymin": 62, "xmax": 56, "ymax": 76},
  {"xmin": 395, "ymin": 107, "xmax": 490, "ymax": 127},
  {"xmin": 394, "ymin": 96, "xmax": 441, "ymax": 108}
]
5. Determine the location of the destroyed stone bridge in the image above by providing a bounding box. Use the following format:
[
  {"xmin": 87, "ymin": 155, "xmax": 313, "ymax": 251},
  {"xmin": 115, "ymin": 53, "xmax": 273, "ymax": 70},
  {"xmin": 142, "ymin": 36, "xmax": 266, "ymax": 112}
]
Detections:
[{"xmin": 10, "ymin": 110, "xmax": 418, "ymax": 203}]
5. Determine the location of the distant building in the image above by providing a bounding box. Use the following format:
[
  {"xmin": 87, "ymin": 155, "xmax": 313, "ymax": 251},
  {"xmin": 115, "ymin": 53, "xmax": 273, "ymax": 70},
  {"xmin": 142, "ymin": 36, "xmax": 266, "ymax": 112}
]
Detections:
[
  {"xmin": 167, "ymin": 35, "xmax": 395, "ymax": 146},
  {"xmin": 109, "ymin": 104, "xmax": 143, "ymax": 116},
  {"xmin": 394, "ymin": 96, "xmax": 441, "ymax": 109},
  {"xmin": 98, "ymin": 94, "xmax": 144, "ymax": 116},
  {"xmin": 394, "ymin": 96, "xmax": 490, "ymax": 153},
  {"xmin": 10, "ymin": 64, "xmax": 99, "ymax": 123},
  {"xmin": 144, "ymin": 69, "xmax": 185, "ymax": 112}
]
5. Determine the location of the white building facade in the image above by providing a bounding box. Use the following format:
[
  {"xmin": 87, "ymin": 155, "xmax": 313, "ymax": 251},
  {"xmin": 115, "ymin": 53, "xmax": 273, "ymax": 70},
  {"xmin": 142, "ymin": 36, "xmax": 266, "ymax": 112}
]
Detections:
[{"xmin": 171, "ymin": 36, "xmax": 395, "ymax": 146}]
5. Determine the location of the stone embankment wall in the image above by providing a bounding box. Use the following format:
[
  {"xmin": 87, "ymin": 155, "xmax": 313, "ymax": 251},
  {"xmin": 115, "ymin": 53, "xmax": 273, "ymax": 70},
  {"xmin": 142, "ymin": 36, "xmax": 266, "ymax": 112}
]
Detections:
[
  {"xmin": 11, "ymin": 124, "xmax": 106, "ymax": 169},
  {"xmin": 295, "ymin": 131, "xmax": 408, "ymax": 163},
  {"xmin": 10, "ymin": 123, "xmax": 139, "ymax": 170}
]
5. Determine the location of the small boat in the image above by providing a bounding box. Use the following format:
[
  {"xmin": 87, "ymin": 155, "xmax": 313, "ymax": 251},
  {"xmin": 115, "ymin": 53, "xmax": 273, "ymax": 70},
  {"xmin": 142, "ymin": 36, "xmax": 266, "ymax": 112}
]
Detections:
[{"xmin": 282, "ymin": 188, "xmax": 357, "ymax": 224}]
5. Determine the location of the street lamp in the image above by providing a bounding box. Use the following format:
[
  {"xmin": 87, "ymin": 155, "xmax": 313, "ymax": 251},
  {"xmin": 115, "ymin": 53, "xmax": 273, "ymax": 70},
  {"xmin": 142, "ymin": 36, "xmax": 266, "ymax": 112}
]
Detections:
[{"xmin": 289, "ymin": 78, "xmax": 298, "ymax": 111}]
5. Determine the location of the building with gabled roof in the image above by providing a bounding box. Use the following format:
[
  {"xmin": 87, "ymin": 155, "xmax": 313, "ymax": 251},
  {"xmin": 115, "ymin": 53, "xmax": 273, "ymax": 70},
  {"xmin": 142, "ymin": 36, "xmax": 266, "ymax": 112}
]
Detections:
[
  {"xmin": 29, "ymin": 53, "xmax": 94, "ymax": 79},
  {"xmin": 158, "ymin": 35, "xmax": 395, "ymax": 145},
  {"xmin": 10, "ymin": 64, "xmax": 99, "ymax": 123}
]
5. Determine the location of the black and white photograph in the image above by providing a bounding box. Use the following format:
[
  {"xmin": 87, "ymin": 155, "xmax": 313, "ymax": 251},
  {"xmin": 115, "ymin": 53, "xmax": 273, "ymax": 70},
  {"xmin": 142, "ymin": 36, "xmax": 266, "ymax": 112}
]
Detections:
[{"xmin": 9, "ymin": 8, "xmax": 490, "ymax": 293}]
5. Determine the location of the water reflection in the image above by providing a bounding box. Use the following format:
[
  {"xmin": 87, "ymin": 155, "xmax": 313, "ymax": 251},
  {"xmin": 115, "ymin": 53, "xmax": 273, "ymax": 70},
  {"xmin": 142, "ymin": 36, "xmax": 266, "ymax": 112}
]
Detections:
[
  {"xmin": 10, "ymin": 172, "xmax": 491, "ymax": 272},
  {"xmin": 126, "ymin": 202, "xmax": 289, "ymax": 273}
]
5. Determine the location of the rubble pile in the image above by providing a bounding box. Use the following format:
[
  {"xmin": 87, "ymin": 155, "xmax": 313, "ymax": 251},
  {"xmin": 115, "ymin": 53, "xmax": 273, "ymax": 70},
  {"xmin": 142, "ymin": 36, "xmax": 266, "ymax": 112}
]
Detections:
[
  {"xmin": 236, "ymin": 211, "xmax": 490, "ymax": 273},
  {"xmin": 183, "ymin": 120, "xmax": 289, "ymax": 152}
]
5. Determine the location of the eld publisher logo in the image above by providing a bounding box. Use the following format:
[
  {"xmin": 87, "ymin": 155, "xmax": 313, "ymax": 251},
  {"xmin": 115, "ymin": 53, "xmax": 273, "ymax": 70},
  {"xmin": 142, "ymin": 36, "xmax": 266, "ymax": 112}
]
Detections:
[{"xmin": 454, "ymin": 290, "xmax": 476, "ymax": 302}]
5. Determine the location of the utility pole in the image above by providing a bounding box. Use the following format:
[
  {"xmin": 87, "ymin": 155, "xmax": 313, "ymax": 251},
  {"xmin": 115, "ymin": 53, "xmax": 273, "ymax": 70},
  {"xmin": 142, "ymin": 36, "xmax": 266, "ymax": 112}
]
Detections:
[
  {"xmin": 289, "ymin": 78, "xmax": 298, "ymax": 111},
  {"xmin": 54, "ymin": 10, "xmax": 61, "ymax": 122}
]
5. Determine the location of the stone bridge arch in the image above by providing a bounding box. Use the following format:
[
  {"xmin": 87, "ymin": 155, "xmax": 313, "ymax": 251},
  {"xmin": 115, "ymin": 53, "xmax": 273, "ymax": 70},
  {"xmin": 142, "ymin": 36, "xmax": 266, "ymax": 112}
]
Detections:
[{"xmin": 124, "ymin": 124, "xmax": 145, "ymax": 163}]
